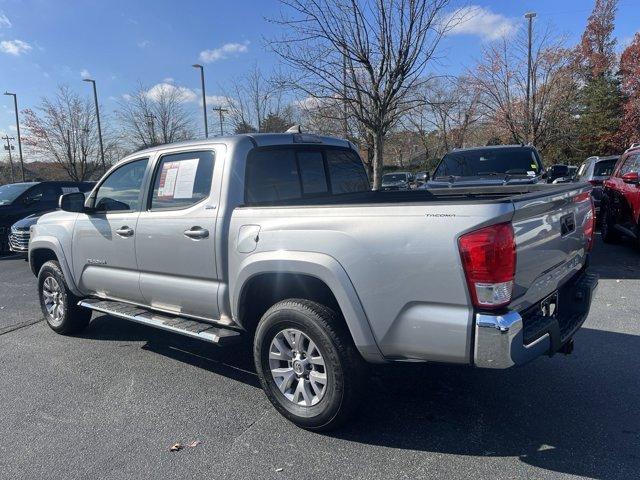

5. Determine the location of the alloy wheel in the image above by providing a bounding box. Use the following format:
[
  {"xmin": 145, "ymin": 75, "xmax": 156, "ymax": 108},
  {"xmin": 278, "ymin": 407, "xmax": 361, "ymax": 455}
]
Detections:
[{"xmin": 268, "ymin": 328, "xmax": 328, "ymax": 406}]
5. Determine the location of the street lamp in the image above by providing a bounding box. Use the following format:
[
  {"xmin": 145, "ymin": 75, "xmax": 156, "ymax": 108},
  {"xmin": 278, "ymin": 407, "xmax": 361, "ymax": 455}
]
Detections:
[
  {"xmin": 192, "ymin": 64, "xmax": 209, "ymax": 138},
  {"xmin": 4, "ymin": 91, "xmax": 25, "ymax": 182},
  {"xmin": 82, "ymin": 78, "xmax": 106, "ymax": 171},
  {"xmin": 525, "ymin": 12, "xmax": 537, "ymax": 145}
]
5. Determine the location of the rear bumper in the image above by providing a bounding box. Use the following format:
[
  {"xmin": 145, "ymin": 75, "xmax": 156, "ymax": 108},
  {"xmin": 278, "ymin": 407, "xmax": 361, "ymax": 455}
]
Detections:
[{"xmin": 474, "ymin": 269, "xmax": 598, "ymax": 368}]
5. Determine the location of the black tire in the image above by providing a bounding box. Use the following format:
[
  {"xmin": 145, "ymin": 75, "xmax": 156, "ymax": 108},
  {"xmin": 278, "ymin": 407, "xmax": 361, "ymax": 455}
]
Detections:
[
  {"xmin": 600, "ymin": 204, "xmax": 619, "ymax": 243},
  {"xmin": 38, "ymin": 260, "xmax": 91, "ymax": 335},
  {"xmin": 254, "ymin": 299, "xmax": 365, "ymax": 431}
]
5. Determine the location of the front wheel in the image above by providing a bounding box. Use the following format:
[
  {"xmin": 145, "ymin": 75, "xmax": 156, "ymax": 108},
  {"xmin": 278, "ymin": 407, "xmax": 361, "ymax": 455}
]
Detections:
[
  {"xmin": 253, "ymin": 299, "xmax": 365, "ymax": 431},
  {"xmin": 38, "ymin": 260, "xmax": 91, "ymax": 335}
]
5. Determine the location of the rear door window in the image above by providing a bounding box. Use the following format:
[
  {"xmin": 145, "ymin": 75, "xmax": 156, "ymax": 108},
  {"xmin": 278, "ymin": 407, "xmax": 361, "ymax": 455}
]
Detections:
[{"xmin": 150, "ymin": 150, "xmax": 215, "ymax": 210}]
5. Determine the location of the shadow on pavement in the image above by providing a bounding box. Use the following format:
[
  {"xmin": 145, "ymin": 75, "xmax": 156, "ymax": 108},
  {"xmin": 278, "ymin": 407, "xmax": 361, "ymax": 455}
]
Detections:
[
  {"xmin": 82, "ymin": 314, "xmax": 639, "ymax": 479},
  {"xmin": 589, "ymin": 233, "xmax": 640, "ymax": 279},
  {"xmin": 332, "ymin": 327, "xmax": 640, "ymax": 480},
  {"xmin": 80, "ymin": 314, "xmax": 260, "ymax": 388}
]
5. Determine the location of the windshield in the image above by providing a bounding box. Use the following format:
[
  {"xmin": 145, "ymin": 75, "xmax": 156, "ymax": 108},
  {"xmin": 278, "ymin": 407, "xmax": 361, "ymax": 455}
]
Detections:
[
  {"xmin": 0, "ymin": 183, "xmax": 33, "ymax": 206},
  {"xmin": 594, "ymin": 159, "xmax": 617, "ymax": 177},
  {"xmin": 434, "ymin": 148, "xmax": 541, "ymax": 178},
  {"xmin": 382, "ymin": 173, "xmax": 408, "ymax": 182}
]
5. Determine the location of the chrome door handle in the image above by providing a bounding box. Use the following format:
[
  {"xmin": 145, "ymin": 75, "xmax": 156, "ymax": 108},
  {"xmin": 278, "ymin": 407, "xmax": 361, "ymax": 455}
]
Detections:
[
  {"xmin": 115, "ymin": 226, "xmax": 134, "ymax": 237},
  {"xmin": 184, "ymin": 227, "xmax": 209, "ymax": 239}
]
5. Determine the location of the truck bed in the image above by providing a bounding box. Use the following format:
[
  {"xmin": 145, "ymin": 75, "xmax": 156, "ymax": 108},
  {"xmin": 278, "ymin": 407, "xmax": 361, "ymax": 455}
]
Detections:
[{"xmin": 241, "ymin": 183, "xmax": 589, "ymax": 207}]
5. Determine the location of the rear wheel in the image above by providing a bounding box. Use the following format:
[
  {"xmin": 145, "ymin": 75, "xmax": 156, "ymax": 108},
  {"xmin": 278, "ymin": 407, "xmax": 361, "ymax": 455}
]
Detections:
[
  {"xmin": 38, "ymin": 260, "xmax": 91, "ymax": 335},
  {"xmin": 600, "ymin": 204, "xmax": 619, "ymax": 243},
  {"xmin": 253, "ymin": 299, "xmax": 365, "ymax": 431}
]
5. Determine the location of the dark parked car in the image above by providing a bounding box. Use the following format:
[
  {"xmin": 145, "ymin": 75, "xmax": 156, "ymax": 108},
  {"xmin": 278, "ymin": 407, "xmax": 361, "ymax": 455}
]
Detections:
[
  {"xmin": 381, "ymin": 171, "xmax": 413, "ymax": 190},
  {"xmin": 601, "ymin": 146, "xmax": 640, "ymax": 249},
  {"xmin": 576, "ymin": 155, "xmax": 618, "ymax": 216},
  {"xmin": 0, "ymin": 181, "xmax": 94, "ymax": 253},
  {"xmin": 427, "ymin": 145, "xmax": 545, "ymax": 188}
]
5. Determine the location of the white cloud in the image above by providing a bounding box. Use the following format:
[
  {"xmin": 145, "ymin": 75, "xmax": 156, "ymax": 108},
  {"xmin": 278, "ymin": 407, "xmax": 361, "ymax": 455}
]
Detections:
[
  {"xmin": 137, "ymin": 39, "xmax": 151, "ymax": 49},
  {"xmin": 0, "ymin": 39, "xmax": 32, "ymax": 56},
  {"xmin": 0, "ymin": 13, "xmax": 11, "ymax": 28},
  {"xmin": 145, "ymin": 82, "xmax": 198, "ymax": 103},
  {"xmin": 199, "ymin": 41, "xmax": 249, "ymax": 63},
  {"xmin": 163, "ymin": 77, "xmax": 175, "ymax": 83},
  {"xmin": 205, "ymin": 95, "xmax": 233, "ymax": 107},
  {"xmin": 80, "ymin": 69, "xmax": 91, "ymax": 79},
  {"xmin": 446, "ymin": 6, "xmax": 518, "ymax": 41}
]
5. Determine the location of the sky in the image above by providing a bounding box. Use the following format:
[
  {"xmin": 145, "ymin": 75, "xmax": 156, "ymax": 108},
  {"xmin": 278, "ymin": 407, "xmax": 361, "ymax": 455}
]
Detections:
[{"xmin": 1, "ymin": 0, "xmax": 639, "ymax": 149}]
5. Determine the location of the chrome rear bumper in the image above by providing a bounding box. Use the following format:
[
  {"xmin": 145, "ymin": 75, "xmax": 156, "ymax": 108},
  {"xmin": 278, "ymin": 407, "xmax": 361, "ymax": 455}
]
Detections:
[{"xmin": 474, "ymin": 270, "xmax": 598, "ymax": 369}]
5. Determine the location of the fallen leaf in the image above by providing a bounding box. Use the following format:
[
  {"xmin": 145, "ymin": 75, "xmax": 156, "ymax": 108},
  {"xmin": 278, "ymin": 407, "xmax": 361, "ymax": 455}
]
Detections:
[
  {"xmin": 170, "ymin": 442, "xmax": 183, "ymax": 452},
  {"xmin": 187, "ymin": 440, "xmax": 201, "ymax": 448}
]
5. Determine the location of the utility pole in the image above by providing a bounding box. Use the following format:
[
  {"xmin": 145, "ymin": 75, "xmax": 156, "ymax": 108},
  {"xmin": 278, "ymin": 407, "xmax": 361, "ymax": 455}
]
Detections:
[
  {"xmin": 82, "ymin": 79, "xmax": 106, "ymax": 172},
  {"xmin": 2, "ymin": 135, "xmax": 16, "ymax": 183},
  {"xmin": 192, "ymin": 64, "xmax": 209, "ymax": 138},
  {"xmin": 4, "ymin": 92, "xmax": 25, "ymax": 181},
  {"xmin": 211, "ymin": 106, "xmax": 228, "ymax": 136},
  {"xmin": 525, "ymin": 12, "xmax": 536, "ymax": 145},
  {"xmin": 342, "ymin": 47, "xmax": 349, "ymax": 138}
]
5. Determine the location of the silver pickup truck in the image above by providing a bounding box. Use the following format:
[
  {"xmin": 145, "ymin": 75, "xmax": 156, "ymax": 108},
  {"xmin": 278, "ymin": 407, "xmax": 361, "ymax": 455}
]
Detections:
[{"xmin": 28, "ymin": 133, "xmax": 598, "ymax": 430}]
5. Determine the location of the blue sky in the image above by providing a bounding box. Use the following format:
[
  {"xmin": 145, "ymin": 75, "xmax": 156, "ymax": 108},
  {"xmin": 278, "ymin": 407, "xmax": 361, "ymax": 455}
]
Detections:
[{"xmin": 1, "ymin": 0, "xmax": 639, "ymax": 143}]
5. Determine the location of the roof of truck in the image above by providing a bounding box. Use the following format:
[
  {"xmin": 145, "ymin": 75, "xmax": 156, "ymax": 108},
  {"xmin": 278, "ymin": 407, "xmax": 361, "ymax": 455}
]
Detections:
[
  {"xmin": 451, "ymin": 144, "xmax": 537, "ymax": 152},
  {"xmin": 124, "ymin": 133, "xmax": 352, "ymax": 161}
]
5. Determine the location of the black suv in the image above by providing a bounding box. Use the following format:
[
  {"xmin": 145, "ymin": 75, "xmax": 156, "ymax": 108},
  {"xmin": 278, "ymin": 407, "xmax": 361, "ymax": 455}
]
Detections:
[
  {"xmin": 427, "ymin": 145, "xmax": 545, "ymax": 188},
  {"xmin": 0, "ymin": 181, "xmax": 94, "ymax": 253}
]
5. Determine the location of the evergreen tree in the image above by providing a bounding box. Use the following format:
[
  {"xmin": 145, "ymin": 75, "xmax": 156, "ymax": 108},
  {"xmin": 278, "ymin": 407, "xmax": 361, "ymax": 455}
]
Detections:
[{"xmin": 574, "ymin": 0, "xmax": 624, "ymax": 156}]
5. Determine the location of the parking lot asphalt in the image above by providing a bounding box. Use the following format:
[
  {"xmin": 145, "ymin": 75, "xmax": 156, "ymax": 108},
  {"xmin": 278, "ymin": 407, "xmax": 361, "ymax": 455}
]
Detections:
[{"xmin": 0, "ymin": 234, "xmax": 639, "ymax": 480}]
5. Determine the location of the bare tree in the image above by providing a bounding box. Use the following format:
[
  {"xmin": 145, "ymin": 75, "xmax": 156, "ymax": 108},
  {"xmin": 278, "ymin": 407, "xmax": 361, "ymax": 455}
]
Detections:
[
  {"xmin": 224, "ymin": 64, "xmax": 290, "ymax": 133},
  {"xmin": 116, "ymin": 83, "xmax": 195, "ymax": 150},
  {"xmin": 271, "ymin": 0, "xmax": 453, "ymax": 189},
  {"xmin": 468, "ymin": 26, "xmax": 577, "ymax": 153},
  {"xmin": 22, "ymin": 86, "xmax": 103, "ymax": 181}
]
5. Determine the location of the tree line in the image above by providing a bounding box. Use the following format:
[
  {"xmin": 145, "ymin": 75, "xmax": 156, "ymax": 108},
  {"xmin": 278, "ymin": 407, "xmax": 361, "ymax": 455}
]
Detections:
[{"xmin": 1, "ymin": 0, "xmax": 638, "ymax": 188}]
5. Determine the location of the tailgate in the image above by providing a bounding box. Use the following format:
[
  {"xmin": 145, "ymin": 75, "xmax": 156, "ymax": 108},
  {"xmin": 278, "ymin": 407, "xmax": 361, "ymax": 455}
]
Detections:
[{"xmin": 509, "ymin": 184, "xmax": 593, "ymax": 311}]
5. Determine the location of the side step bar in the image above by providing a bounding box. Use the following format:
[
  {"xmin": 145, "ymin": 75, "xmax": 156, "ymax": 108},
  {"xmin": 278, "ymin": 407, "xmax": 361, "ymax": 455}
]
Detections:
[{"xmin": 78, "ymin": 298, "xmax": 242, "ymax": 346}]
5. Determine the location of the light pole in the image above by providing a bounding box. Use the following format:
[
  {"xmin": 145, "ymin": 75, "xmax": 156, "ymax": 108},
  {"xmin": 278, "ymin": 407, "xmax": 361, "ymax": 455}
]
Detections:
[
  {"xmin": 211, "ymin": 106, "xmax": 228, "ymax": 136},
  {"xmin": 82, "ymin": 79, "xmax": 106, "ymax": 171},
  {"xmin": 192, "ymin": 64, "xmax": 209, "ymax": 138},
  {"xmin": 525, "ymin": 12, "xmax": 536, "ymax": 145},
  {"xmin": 4, "ymin": 92, "xmax": 25, "ymax": 181}
]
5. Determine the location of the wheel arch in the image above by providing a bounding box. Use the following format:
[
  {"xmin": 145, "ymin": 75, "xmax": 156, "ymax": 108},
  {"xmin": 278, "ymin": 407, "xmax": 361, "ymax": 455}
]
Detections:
[
  {"xmin": 232, "ymin": 251, "xmax": 383, "ymax": 363},
  {"xmin": 29, "ymin": 237, "xmax": 82, "ymax": 296}
]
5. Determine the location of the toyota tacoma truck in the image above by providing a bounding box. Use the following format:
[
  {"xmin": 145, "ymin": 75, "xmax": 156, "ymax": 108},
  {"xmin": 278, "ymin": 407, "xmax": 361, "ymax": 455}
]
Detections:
[{"xmin": 28, "ymin": 133, "xmax": 598, "ymax": 430}]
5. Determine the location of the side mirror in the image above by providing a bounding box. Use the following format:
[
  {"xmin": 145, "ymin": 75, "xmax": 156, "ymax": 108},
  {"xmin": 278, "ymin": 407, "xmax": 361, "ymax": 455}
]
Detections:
[
  {"xmin": 622, "ymin": 172, "xmax": 640, "ymax": 184},
  {"xmin": 425, "ymin": 171, "xmax": 431, "ymax": 181},
  {"xmin": 59, "ymin": 192, "xmax": 86, "ymax": 212}
]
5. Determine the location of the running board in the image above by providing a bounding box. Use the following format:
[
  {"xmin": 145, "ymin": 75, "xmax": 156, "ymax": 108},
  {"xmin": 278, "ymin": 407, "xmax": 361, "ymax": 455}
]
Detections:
[{"xmin": 78, "ymin": 299, "xmax": 242, "ymax": 346}]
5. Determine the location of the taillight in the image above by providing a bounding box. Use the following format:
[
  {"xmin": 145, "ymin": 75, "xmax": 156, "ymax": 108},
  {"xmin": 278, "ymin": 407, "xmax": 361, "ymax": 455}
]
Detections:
[
  {"xmin": 584, "ymin": 200, "xmax": 595, "ymax": 251},
  {"xmin": 458, "ymin": 223, "xmax": 516, "ymax": 309}
]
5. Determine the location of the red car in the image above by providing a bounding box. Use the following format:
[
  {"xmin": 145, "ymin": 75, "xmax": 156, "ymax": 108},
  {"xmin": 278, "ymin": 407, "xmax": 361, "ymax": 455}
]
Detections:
[{"xmin": 600, "ymin": 145, "xmax": 640, "ymax": 248}]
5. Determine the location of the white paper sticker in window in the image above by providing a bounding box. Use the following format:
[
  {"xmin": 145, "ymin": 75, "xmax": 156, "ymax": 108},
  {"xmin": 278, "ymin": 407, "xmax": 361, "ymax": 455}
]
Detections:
[
  {"xmin": 158, "ymin": 162, "xmax": 179, "ymax": 199},
  {"xmin": 173, "ymin": 159, "xmax": 200, "ymax": 199},
  {"xmin": 61, "ymin": 187, "xmax": 80, "ymax": 194}
]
